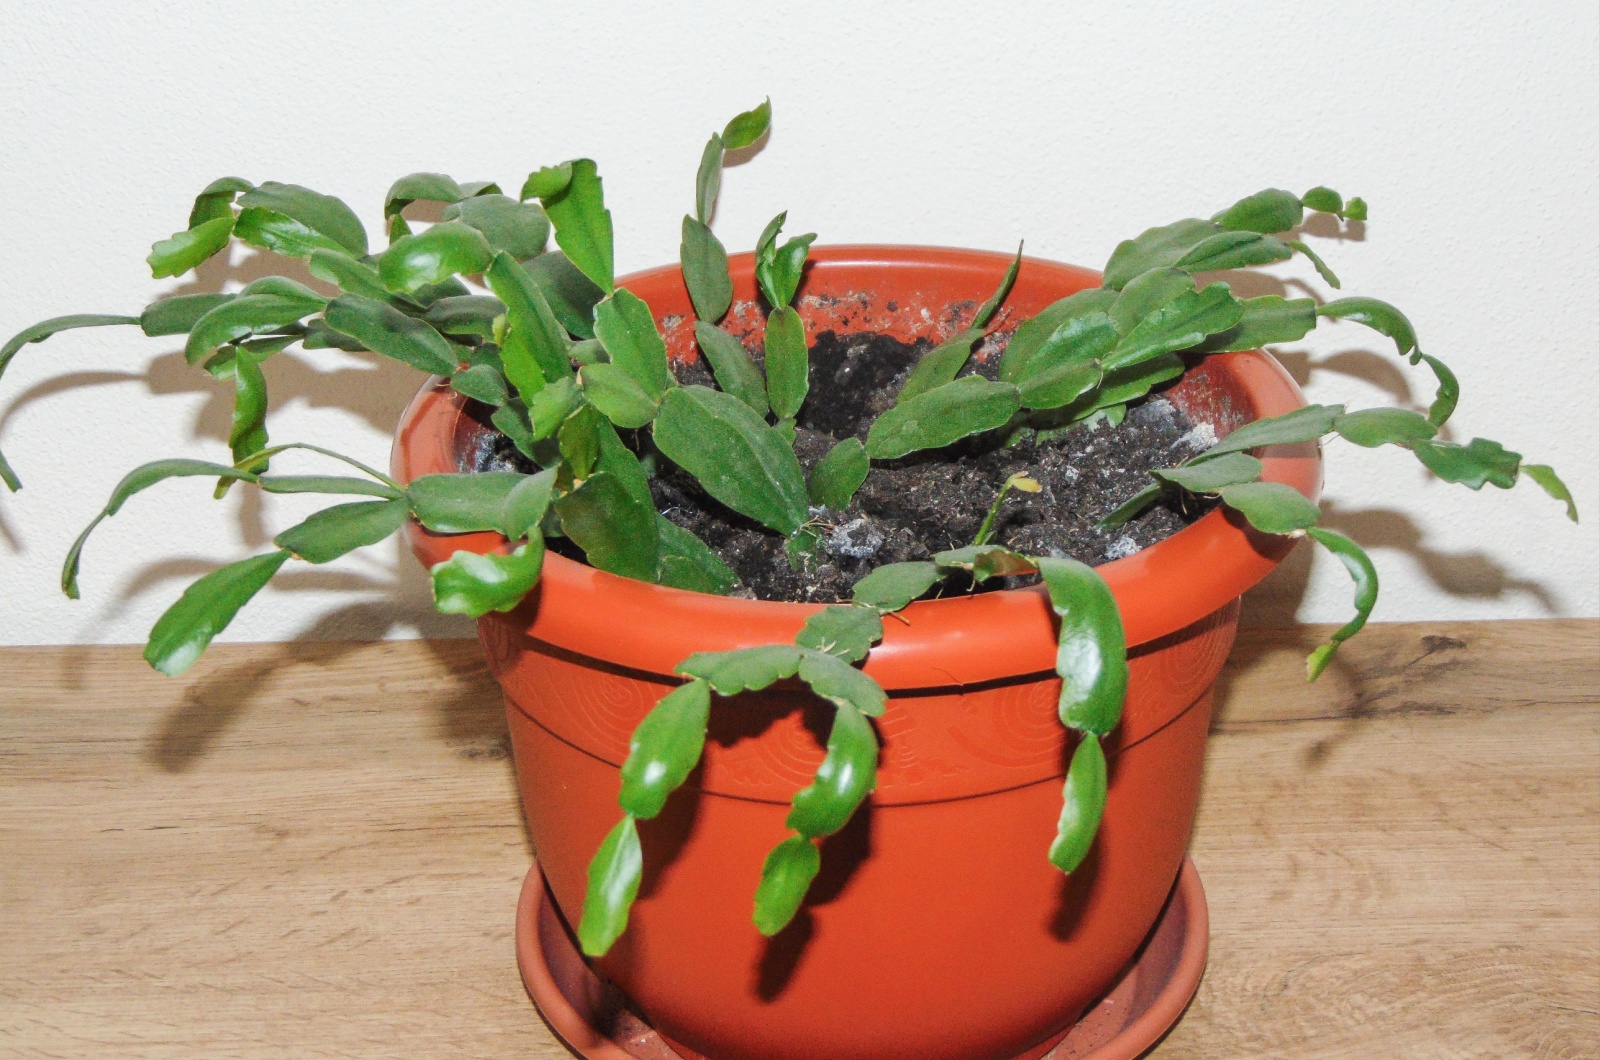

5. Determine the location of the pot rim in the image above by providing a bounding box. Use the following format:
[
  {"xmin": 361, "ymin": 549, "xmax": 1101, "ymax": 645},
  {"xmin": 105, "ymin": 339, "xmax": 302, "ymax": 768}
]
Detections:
[{"xmin": 393, "ymin": 244, "xmax": 1320, "ymax": 688}]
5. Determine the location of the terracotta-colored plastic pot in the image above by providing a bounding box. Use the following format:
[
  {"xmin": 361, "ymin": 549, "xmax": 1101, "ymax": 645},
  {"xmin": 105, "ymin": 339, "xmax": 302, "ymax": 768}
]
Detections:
[{"xmin": 393, "ymin": 246, "xmax": 1320, "ymax": 1060}]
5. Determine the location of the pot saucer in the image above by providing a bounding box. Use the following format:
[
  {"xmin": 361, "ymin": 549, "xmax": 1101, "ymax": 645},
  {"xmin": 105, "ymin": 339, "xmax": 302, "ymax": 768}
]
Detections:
[{"xmin": 514, "ymin": 858, "xmax": 1208, "ymax": 1060}]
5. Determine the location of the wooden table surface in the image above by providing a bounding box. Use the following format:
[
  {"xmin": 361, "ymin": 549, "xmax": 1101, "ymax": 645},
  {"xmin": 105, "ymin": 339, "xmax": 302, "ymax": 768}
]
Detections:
[{"xmin": 2, "ymin": 619, "xmax": 1596, "ymax": 1058}]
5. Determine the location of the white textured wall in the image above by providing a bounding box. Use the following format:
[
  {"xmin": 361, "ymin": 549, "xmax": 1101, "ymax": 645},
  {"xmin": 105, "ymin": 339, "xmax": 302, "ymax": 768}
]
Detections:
[{"xmin": 1, "ymin": 0, "xmax": 1595, "ymax": 647}]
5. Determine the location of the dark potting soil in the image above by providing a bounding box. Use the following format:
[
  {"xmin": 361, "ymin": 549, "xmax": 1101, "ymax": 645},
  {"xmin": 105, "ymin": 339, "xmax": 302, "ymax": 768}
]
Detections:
[{"xmin": 471, "ymin": 331, "xmax": 1219, "ymax": 604}]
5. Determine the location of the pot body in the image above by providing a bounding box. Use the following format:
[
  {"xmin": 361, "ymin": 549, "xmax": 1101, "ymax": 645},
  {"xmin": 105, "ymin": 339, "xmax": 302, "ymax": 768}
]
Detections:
[{"xmin": 394, "ymin": 247, "xmax": 1320, "ymax": 1060}]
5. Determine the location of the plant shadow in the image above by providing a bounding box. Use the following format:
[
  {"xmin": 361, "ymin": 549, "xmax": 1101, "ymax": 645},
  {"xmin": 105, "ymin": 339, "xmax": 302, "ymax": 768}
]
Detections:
[
  {"xmin": 75, "ymin": 535, "xmax": 488, "ymax": 773},
  {"xmin": 1238, "ymin": 457, "xmax": 1558, "ymax": 625}
]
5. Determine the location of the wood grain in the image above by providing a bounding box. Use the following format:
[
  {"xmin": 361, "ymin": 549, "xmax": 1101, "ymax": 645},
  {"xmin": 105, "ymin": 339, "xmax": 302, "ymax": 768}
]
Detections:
[{"xmin": 2, "ymin": 620, "xmax": 1595, "ymax": 1058}]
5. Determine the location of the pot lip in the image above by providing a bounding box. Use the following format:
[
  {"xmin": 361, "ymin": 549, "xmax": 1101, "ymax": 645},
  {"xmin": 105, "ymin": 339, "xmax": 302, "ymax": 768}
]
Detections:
[{"xmin": 393, "ymin": 244, "xmax": 1321, "ymax": 687}]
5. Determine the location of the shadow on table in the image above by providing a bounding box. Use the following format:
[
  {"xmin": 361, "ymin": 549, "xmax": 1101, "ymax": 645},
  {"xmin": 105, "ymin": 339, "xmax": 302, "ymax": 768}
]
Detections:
[
  {"xmin": 138, "ymin": 605, "xmax": 503, "ymax": 774},
  {"xmin": 71, "ymin": 534, "xmax": 503, "ymax": 774}
]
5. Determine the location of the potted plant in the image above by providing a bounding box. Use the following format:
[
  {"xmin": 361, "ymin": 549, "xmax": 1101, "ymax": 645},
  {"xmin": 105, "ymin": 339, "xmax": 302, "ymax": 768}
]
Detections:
[{"xmin": 1, "ymin": 100, "xmax": 1575, "ymax": 1060}]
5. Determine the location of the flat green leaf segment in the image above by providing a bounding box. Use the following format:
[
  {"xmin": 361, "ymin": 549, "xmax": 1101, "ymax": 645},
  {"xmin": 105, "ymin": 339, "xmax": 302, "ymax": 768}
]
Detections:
[
  {"xmin": 695, "ymin": 324, "xmax": 767, "ymax": 414},
  {"xmin": 149, "ymin": 216, "xmax": 234, "ymax": 278},
  {"xmin": 275, "ymin": 499, "xmax": 409, "ymax": 564},
  {"xmin": 384, "ymin": 172, "xmax": 466, "ymax": 216},
  {"xmin": 656, "ymin": 517, "xmax": 739, "ymax": 594},
  {"xmin": 185, "ymin": 287, "xmax": 326, "ymax": 365},
  {"xmin": 377, "ymin": 222, "xmax": 492, "ymax": 293},
  {"xmin": 1197, "ymin": 295, "xmax": 1317, "ymax": 353},
  {"xmin": 1214, "ymin": 188, "xmax": 1304, "ymax": 233},
  {"xmin": 784, "ymin": 701, "xmax": 879, "ymax": 831},
  {"xmin": 867, "ymin": 377, "xmax": 1021, "ymax": 459},
  {"xmin": 594, "ymin": 290, "xmax": 673, "ymax": 400},
  {"xmin": 532, "ymin": 158, "xmax": 614, "ymax": 295},
  {"xmin": 1219, "ymin": 482, "xmax": 1320, "ymax": 534},
  {"xmin": 524, "ymin": 251, "xmax": 603, "ymax": 339},
  {"xmin": 695, "ymin": 136, "xmax": 724, "ymax": 229},
  {"xmin": 899, "ymin": 328, "xmax": 982, "ymax": 403},
  {"xmin": 238, "ymin": 182, "xmax": 368, "ymax": 256},
  {"xmin": 1050, "ymin": 733, "xmax": 1106, "ymax": 873},
  {"xmin": 1035, "ymin": 558, "xmax": 1125, "ymax": 873},
  {"xmin": 1193, "ymin": 404, "xmax": 1344, "ymax": 461},
  {"xmin": 798, "ymin": 649, "xmax": 888, "ymax": 717},
  {"xmin": 556, "ymin": 470, "xmax": 660, "ymax": 582},
  {"xmin": 1334, "ymin": 408, "xmax": 1436, "ymax": 448},
  {"xmin": 1103, "ymin": 218, "xmax": 1291, "ymax": 290},
  {"xmin": 792, "ymin": 603, "xmax": 884, "ymax": 665},
  {"xmin": 676, "ymin": 644, "xmax": 803, "ymax": 694},
  {"xmin": 1304, "ymin": 527, "xmax": 1378, "ymax": 681},
  {"xmin": 1318, "ymin": 297, "xmax": 1418, "ymax": 358},
  {"xmin": 145, "ymin": 551, "xmax": 290, "ymax": 676},
  {"xmin": 808, "ymin": 438, "xmax": 869, "ymax": 509},
  {"xmin": 141, "ymin": 295, "xmax": 233, "ymax": 337},
  {"xmin": 752, "ymin": 836, "xmax": 820, "ymax": 937},
  {"xmin": 619, "ymin": 680, "xmax": 712, "ymax": 819},
  {"xmin": 578, "ymin": 816, "xmax": 642, "ymax": 956},
  {"xmin": 999, "ymin": 289, "xmax": 1118, "ymax": 383},
  {"xmin": 408, "ymin": 472, "xmax": 529, "ymax": 534},
  {"xmin": 755, "ymin": 212, "xmax": 815, "ymax": 308},
  {"xmin": 450, "ymin": 364, "xmax": 509, "ymax": 407},
  {"xmin": 309, "ymin": 251, "xmax": 392, "ymax": 303},
  {"xmin": 486, "ymin": 253, "xmax": 573, "ymax": 394},
  {"xmin": 764, "ymin": 307, "xmax": 809, "ymax": 420},
  {"xmin": 580, "ymin": 363, "xmax": 658, "ymax": 428},
  {"xmin": 63, "ymin": 459, "xmax": 261, "ymax": 598},
  {"xmin": 1104, "ymin": 283, "xmax": 1243, "ymax": 371},
  {"xmin": 851, "ymin": 562, "xmax": 941, "ymax": 612},
  {"xmin": 424, "ymin": 295, "xmax": 503, "ymax": 340},
  {"xmin": 258, "ymin": 475, "xmax": 402, "ymax": 499},
  {"xmin": 1408, "ymin": 437, "xmax": 1521, "ymax": 490},
  {"xmin": 324, "ymin": 296, "xmax": 459, "ymax": 375},
  {"xmin": 1038, "ymin": 558, "xmax": 1127, "ymax": 736},
  {"xmin": 653, "ymin": 386, "xmax": 809, "ymax": 534},
  {"xmin": 432, "ymin": 540, "xmax": 546, "ymax": 617},
  {"xmin": 1153, "ymin": 452, "xmax": 1264, "ymax": 493},
  {"xmin": 722, "ymin": 98, "xmax": 773, "ymax": 150},
  {"xmin": 236, "ymin": 207, "xmax": 347, "ymax": 259},
  {"xmin": 1523, "ymin": 464, "xmax": 1578, "ymax": 522},
  {"xmin": 682, "ymin": 217, "xmax": 733, "ymax": 323},
  {"xmin": 446, "ymin": 194, "xmax": 550, "ymax": 260}
]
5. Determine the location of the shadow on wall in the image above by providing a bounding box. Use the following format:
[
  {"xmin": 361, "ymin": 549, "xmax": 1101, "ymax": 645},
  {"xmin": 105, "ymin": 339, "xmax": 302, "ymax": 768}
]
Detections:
[{"xmin": 1240, "ymin": 497, "xmax": 1557, "ymax": 627}]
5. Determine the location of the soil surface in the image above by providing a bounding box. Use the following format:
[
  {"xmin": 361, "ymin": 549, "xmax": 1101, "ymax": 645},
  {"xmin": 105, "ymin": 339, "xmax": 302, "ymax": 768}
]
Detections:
[{"xmin": 472, "ymin": 330, "xmax": 1217, "ymax": 603}]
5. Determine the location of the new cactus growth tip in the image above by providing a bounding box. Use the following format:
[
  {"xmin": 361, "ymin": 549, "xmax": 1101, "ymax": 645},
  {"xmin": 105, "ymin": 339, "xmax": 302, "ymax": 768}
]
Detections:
[{"xmin": 1, "ymin": 100, "xmax": 1575, "ymax": 955}]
